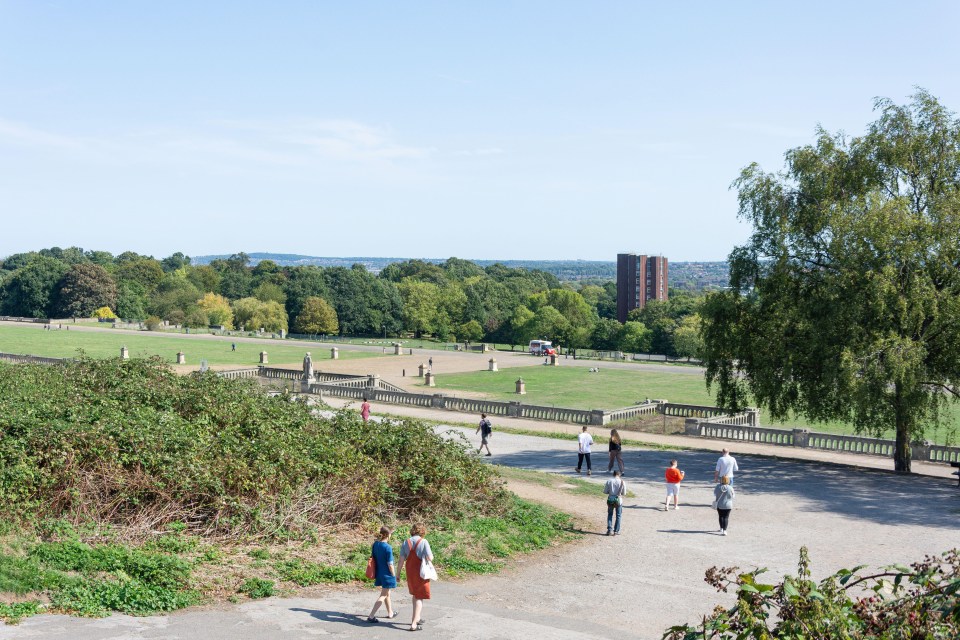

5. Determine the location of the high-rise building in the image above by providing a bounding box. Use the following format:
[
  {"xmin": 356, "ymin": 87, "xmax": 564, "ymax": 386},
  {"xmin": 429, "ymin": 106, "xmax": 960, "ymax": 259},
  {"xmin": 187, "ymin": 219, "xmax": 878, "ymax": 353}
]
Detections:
[{"xmin": 616, "ymin": 253, "xmax": 668, "ymax": 322}]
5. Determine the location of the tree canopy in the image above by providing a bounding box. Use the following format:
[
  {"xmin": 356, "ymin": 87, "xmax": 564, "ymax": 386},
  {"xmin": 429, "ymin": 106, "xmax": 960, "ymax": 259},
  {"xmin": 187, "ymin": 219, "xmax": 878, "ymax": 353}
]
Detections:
[{"xmin": 701, "ymin": 90, "xmax": 960, "ymax": 472}]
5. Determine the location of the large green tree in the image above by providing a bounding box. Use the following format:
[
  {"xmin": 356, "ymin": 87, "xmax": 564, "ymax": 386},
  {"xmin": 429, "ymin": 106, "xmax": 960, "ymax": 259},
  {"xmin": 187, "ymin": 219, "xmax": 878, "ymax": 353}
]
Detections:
[
  {"xmin": 3, "ymin": 256, "xmax": 69, "ymax": 318},
  {"xmin": 56, "ymin": 263, "xmax": 118, "ymax": 318},
  {"xmin": 701, "ymin": 90, "xmax": 960, "ymax": 473}
]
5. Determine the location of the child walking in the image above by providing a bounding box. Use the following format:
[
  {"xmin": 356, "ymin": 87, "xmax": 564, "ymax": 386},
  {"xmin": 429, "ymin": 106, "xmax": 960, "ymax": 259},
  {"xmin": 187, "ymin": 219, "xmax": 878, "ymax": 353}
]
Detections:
[{"xmin": 664, "ymin": 459, "xmax": 685, "ymax": 510}]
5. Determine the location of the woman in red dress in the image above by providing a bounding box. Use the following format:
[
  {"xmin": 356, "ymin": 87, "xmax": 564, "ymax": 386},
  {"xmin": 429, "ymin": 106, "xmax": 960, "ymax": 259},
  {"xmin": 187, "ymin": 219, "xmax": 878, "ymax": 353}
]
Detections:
[{"xmin": 398, "ymin": 523, "xmax": 433, "ymax": 631}]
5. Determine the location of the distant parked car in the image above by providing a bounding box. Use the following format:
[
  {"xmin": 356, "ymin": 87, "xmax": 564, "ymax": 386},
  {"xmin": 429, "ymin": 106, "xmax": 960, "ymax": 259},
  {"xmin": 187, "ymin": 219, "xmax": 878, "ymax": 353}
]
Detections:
[{"xmin": 529, "ymin": 340, "xmax": 556, "ymax": 356}]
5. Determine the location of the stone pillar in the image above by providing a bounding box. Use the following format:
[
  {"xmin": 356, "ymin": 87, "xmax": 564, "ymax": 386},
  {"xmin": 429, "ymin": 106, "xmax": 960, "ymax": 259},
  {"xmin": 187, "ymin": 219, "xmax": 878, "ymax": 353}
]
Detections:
[
  {"xmin": 792, "ymin": 429, "xmax": 810, "ymax": 448},
  {"xmin": 515, "ymin": 377, "xmax": 526, "ymax": 395},
  {"xmin": 683, "ymin": 418, "xmax": 701, "ymax": 436},
  {"xmin": 302, "ymin": 352, "xmax": 314, "ymax": 381},
  {"xmin": 176, "ymin": 352, "xmax": 186, "ymax": 364},
  {"xmin": 279, "ymin": 329, "xmax": 286, "ymax": 339},
  {"xmin": 425, "ymin": 371, "xmax": 436, "ymax": 387},
  {"xmin": 507, "ymin": 401, "xmax": 521, "ymax": 417},
  {"xmin": 330, "ymin": 347, "xmax": 339, "ymax": 360},
  {"xmin": 591, "ymin": 410, "xmax": 606, "ymax": 425},
  {"xmin": 549, "ymin": 354, "xmax": 559, "ymax": 366},
  {"xmin": 431, "ymin": 393, "xmax": 445, "ymax": 408},
  {"xmin": 367, "ymin": 374, "xmax": 381, "ymax": 389},
  {"xmin": 120, "ymin": 346, "xmax": 129, "ymax": 360},
  {"xmin": 747, "ymin": 408, "xmax": 760, "ymax": 427},
  {"xmin": 259, "ymin": 351, "xmax": 268, "ymax": 364},
  {"xmin": 418, "ymin": 363, "xmax": 425, "ymax": 377},
  {"xmin": 488, "ymin": 358, "xmax": 498, "ymax": 372},
  {"xmin": 481, "ymin": 343, "xmax": 490, "ymax": 353},
  {"xmin": 394, "ymin": 342, "xmax": 403, "ymax": 355}
]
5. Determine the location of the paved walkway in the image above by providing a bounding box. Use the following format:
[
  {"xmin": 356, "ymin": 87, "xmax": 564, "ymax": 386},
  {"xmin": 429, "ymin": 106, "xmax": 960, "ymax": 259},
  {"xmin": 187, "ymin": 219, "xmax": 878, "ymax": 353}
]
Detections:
[{"xmin": 324, "ymin": 396, "xmax": 957, "ymax": 481}]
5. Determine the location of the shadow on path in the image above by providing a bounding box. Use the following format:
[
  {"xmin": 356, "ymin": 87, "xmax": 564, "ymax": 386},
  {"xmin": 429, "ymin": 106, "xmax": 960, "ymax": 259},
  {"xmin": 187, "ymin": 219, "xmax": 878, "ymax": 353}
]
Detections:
[
  {"xmin": 289, "ymin": 608, "xmax": 384, "ymax": 629},
  {"xmin": 488, "ymin": 445, "xmax": 960, "ymax": 529}
]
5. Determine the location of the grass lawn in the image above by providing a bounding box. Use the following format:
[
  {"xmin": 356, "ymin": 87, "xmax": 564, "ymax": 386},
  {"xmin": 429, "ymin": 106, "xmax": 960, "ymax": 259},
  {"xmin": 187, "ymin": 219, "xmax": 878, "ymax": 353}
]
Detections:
[
  {"xmin": 0, "ymin": 324, "xmax": 379, "ymax": 366},
  {"xmin": 427, "ymin": 366, "xmax": 959, "ymax": 445},
  {"xmin": 429, "ymin": 366, "xmax": 713, "ymax": 410}
]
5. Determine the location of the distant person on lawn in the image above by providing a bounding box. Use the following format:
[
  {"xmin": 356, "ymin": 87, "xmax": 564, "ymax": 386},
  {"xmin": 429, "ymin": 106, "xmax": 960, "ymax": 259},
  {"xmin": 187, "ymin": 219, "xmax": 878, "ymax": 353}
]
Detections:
[
  {"xmin": 664, "ymin": 459, "xmax": 685, "ymax": 510},
  {"xmin": 476, "ymin": 413, "xmax": 492, "ymax": 456},
  {"xmin": 576, "ymin": 426, "xmax": 594, "ymax": 475}
]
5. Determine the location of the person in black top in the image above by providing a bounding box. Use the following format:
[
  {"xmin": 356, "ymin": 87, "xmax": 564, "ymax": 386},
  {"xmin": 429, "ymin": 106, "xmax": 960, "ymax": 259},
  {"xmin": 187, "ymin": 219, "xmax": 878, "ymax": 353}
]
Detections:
[
  {"xmin": 476, "ymin": 413, "xmax": 492, "ymax": 456},
  {"xmin": 607, "ymin": 428, "xmax": 624, "ymax": 474}
]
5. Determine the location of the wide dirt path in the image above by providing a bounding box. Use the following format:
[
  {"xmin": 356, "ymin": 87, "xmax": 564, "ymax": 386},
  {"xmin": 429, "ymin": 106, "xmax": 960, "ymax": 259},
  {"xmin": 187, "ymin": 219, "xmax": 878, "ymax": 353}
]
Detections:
[{"xmin": 3, "ymin": 426, "xmax": 957, "ymax": 640}]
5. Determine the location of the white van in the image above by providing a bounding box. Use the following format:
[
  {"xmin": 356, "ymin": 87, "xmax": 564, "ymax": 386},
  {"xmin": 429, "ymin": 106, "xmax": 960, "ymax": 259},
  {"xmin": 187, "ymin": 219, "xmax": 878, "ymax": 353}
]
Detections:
[{"xmin": 528, "ymin": 340, "xmax": 554, "ymax": 355}]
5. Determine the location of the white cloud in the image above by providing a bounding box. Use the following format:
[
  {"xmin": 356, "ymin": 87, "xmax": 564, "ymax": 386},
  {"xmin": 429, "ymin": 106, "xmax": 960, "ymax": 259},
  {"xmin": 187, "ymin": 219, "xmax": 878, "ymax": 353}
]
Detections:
[
  {"xmin": 0, "ymin": 117, "xmax": 86, "ymax": 149},
  {"xmin": 0, "ymin": 115, "xmax": 436, "ymax": 175}
]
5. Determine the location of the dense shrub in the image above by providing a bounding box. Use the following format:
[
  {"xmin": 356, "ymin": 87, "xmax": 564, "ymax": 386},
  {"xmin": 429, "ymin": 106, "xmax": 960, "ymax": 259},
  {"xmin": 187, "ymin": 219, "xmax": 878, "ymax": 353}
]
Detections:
[
  {"xmin": 664, "ymin": 547, "xmax": 960, "ymax": 639},
  {"xmin": 0, "ymin": 358, "xmax": 501, "ymax": 538}
]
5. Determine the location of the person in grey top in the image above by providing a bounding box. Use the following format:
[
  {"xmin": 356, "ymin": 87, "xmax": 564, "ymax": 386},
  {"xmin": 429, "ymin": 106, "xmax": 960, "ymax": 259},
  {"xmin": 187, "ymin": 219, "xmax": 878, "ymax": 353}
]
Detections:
[
  {"xmin": 713, "ymin": 475, "xmax": 735, "ymax": 536},
  {"xmin": 603, "ymin": 471, "xmax": 626, "ymax": 535}
]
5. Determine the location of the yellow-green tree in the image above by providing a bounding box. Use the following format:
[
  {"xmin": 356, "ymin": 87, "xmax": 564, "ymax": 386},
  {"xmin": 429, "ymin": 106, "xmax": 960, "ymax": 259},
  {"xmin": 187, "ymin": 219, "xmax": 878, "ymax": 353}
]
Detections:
[
  {"xmin": 294, "ymin": 296, "xmax": 338, "ymax": 335},
  {"xmin": 196, "ymin": 292, "xmax": 233, "ymax": 329}
]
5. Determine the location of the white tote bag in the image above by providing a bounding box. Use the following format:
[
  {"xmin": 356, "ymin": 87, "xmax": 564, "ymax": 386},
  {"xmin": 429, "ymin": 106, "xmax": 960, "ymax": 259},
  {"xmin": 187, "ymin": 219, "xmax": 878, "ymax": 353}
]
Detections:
[{"xmin": 419, "ymin": 558, "xmax": 438, "ymax": 581}]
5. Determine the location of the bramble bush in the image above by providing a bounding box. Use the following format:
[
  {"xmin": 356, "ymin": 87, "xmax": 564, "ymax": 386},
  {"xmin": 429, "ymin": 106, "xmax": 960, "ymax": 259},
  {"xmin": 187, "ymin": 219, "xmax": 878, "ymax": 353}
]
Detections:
[
  {"xmin": 663, "ymin": 547, "xmax": 960, "ymax": 639},
  {"xmin": 0, "ymin": 358, "xmax": 501, "ymax": 538},
  {"xmin": 0, "ymin": 358, "xmax": 573, "ymax": 621}
]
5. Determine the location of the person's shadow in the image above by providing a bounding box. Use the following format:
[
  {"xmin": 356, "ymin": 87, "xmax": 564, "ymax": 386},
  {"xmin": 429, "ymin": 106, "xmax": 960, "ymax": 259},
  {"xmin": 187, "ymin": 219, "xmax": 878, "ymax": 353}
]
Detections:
[{"xmin": 290, "ymin": 608, "xmax": 392, "ymax": 629}]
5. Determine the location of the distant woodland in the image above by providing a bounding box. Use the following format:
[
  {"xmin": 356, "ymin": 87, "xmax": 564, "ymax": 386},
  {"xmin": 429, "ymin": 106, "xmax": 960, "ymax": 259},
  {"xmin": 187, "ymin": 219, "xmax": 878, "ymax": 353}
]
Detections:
[{"xmin": 0, "ymin": 248, "xmax": 715, "ymax": 356}]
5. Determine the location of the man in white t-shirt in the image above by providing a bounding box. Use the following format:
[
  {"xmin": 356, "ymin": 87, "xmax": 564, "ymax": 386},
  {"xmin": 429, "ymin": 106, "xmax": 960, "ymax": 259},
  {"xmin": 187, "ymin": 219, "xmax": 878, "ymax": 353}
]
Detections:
[
  {"xmin": 714, "ymin": 448, "xmax": 740, "ymax": 485},
  {"xmin": 576, "ymin": 426, "xmax": 594, "ymax": 476}
]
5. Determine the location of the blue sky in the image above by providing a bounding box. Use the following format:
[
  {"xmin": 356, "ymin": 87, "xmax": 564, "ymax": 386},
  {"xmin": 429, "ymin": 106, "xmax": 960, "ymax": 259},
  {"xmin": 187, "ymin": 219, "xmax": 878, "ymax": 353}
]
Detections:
[{"xmin": 1, "ymin": 1, "xmax": 958, "ymax": 262}]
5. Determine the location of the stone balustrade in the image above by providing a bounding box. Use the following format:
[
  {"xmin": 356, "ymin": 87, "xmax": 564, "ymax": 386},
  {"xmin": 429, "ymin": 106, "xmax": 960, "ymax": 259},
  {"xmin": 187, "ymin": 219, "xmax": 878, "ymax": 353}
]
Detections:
[
  {"xmin": 684, "ymin": 418, "xmax": 960, "ymax": 466},
  {"xmin": 0, "ymin": 352, "xmax": 68, "ymax": 365},
  {"xmin": 215, "ymin": 368, "xmax": 260, "ymax": 380}
]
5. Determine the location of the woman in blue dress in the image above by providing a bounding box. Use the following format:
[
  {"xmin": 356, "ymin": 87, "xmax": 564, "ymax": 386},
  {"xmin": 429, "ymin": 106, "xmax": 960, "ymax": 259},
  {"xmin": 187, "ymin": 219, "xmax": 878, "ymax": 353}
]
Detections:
[{"xmin": 366, "ymin": 525, "xmax": 398, "ymax": 623}]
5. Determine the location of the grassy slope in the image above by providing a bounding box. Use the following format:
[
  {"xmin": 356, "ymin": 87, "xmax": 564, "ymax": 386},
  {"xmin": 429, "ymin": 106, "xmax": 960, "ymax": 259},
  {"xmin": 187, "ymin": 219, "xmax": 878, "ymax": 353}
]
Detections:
[
  {"xmin": 0, "ymin": 324, "xmax": 378, "ymax": 365},
  {"xmin": 0, "ymin": 359, "xmax": 576, "ymax": 622}
]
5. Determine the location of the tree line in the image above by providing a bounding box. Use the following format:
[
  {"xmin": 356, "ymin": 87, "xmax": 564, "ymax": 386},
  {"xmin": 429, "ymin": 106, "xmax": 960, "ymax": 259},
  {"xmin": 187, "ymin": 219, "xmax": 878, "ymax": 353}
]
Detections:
[{"xmin": 0, "ymin": 249, "xmax": 703, "ymax": 357}]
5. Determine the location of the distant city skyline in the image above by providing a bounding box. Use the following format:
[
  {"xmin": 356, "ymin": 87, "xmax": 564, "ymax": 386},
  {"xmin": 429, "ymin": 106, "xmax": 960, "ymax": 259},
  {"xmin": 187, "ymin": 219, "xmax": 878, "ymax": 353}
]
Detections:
[{"xmin": 2, "ymin": 1, "xmax": 958, "ymax": 261}]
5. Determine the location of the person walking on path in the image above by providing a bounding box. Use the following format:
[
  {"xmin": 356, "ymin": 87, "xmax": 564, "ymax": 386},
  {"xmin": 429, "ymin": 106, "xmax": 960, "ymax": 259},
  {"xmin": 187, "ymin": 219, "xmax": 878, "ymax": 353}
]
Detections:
[
  {"xmin": 664, "ymin": 459, "xmax": 685, "ymax": 510},
  {"xmin": 428, "ymin": 357, "xmax": 433, "ymax": 371},
  {"xmin": 714, "ymin": 449, "xmax": 740, "ymax": 486},
  {"xmin": 607, "ymin": 429, "xmax": 624, "ymax": 474},
  {"xmin": 576, "ymin": 426, "xmax": 594, "ymax": 476},
  {"xmin": 714, "ymin": 476, "xmax": 735, "ymax": 535},
  {"xmin": 366, "ymin": 526, "xmax": 398, "ymax": 623},
  {"xmin": 360, "ymin": 397, "xmax": 372, "ymax": 423},
  {"xmin": 398, "ymin": 523, "xmax": 434, "ymax": 632},
  {"xmin": 476, "ymin": 413, "xmax": 493, "ymax": 456},
  {"xmin": 603, "ymin": 470, "xmax": 626, "ymax": 535}
]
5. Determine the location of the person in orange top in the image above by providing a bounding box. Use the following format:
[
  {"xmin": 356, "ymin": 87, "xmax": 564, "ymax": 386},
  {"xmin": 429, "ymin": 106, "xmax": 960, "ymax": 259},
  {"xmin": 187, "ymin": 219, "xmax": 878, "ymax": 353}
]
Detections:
[
  {"xmin": 664, "ymin": 459, "xmax": 685, "ymax": 511},
  {"xmin": 398, "ymin": 523, "xmax": 434, "ymax": 631}
]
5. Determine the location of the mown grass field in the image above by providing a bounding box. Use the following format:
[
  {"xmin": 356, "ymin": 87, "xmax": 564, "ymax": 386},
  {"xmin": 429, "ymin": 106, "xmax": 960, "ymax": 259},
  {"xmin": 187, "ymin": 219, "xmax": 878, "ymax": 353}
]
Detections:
[
  {"xmin": 427, "ymin": 365, "xmax": 959, "ymax": 445},
  {"xmin": 0, "ymin": 323, "xmax": 378, "ymax": 365},
  {"xmin": 428, "ymin": 366, "xmax": 714, "ymax": 409}
]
